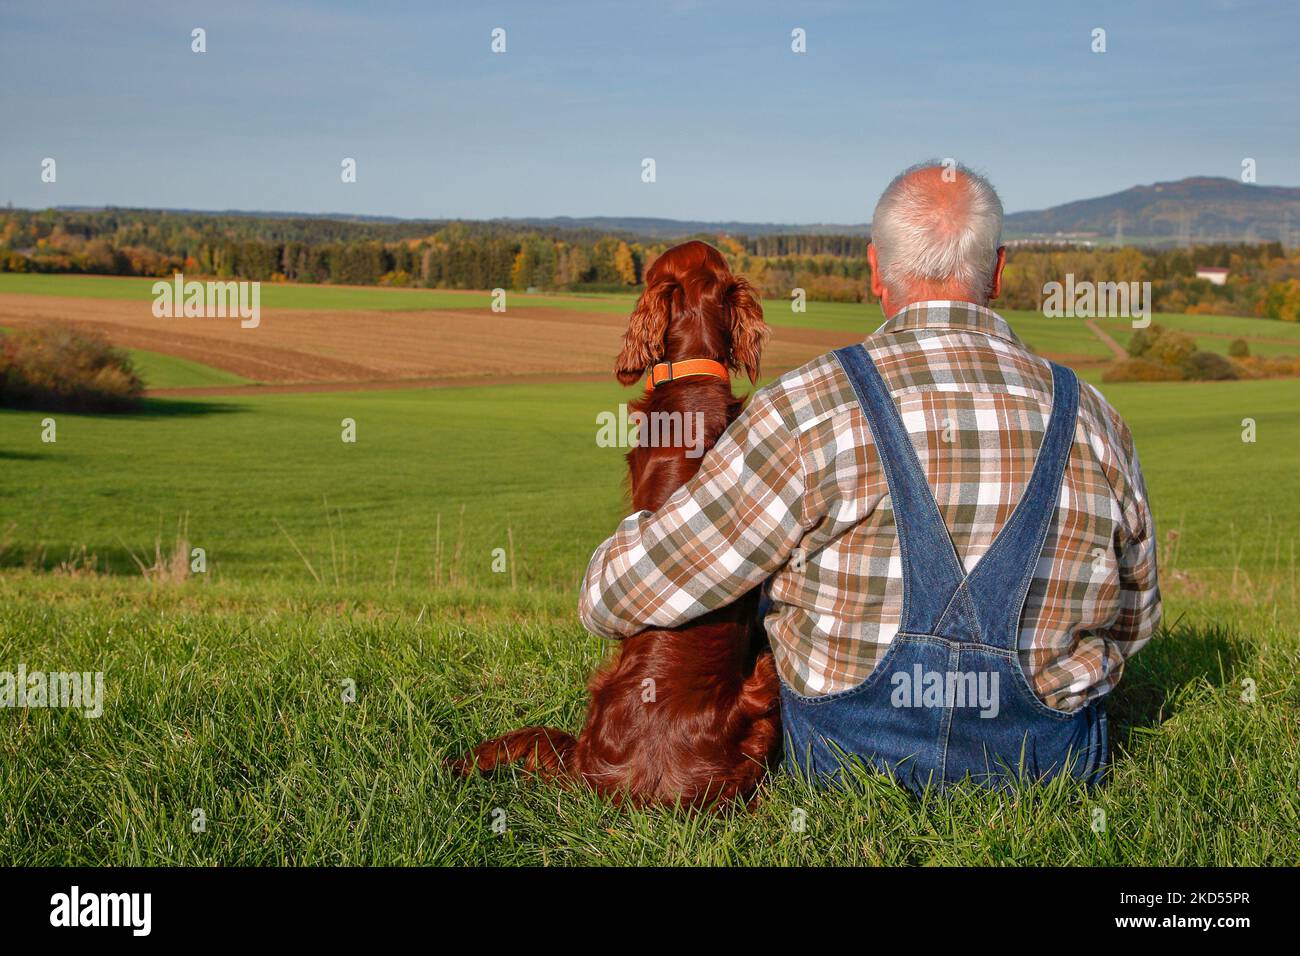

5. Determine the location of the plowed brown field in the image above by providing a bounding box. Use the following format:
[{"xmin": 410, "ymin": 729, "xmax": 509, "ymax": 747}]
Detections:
[{"xmin": 0, "ymin": 293, "xmax": 862, "ymax": 394}]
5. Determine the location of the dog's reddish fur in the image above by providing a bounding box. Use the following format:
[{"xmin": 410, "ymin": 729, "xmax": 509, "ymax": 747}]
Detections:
[{"xmin": 456, "ymin": 241, "xmax": 782, "ymax": 808}]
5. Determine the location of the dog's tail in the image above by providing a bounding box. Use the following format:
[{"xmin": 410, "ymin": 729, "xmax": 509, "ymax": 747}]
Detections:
[{"xmin": 451, "ymin": 727, "xmax": 577, "ymax": 779}]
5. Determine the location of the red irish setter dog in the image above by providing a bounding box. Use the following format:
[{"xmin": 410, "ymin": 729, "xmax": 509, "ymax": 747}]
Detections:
[{"xmin": 455, "ymin": 240, "xmax": 782, "ymax": 808}]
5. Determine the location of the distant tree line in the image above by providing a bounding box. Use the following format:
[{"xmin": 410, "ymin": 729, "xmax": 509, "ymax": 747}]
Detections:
[
  {"xmin": 1, "ymin": 208, "xmax": 1297, "ymax": 318},
  {"xmin": 998, "ymin": 242, "xmax": 1300, "ymax": 320}
]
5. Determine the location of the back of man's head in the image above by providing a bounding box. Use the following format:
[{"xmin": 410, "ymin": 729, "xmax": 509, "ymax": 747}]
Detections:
[{"xmin": 871, "ymin": 162, "xmax": 1004, "ymax": 308}]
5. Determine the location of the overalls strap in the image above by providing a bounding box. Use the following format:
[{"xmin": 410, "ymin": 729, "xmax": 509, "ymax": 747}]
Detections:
[
  {"xmin": 832, "ymin": 344, "xmax": 967, "ymax": 633},
  {"xmin": 963, "ymin": 360, "xmax": 1079, "ymax": 648},
  {"xmin": 832, "ymin": 345, "xmax": 1079, "ymax": 650}
]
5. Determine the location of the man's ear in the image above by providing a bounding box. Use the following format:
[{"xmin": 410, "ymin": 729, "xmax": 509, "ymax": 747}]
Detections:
[
  {"xmin": 725, "ymin": 276, "xmax": 769, "ymax": 384},
  {"xmin": 615, "ymin": 278, "xmax": 674, "ymax": 385},
  {"xmin": 988, "ymin": 246, "xmax": 1007, "ymax": 301},
  {"xmin": 868, "ymin": 242, "xmax": 888, "ymax": 314}
]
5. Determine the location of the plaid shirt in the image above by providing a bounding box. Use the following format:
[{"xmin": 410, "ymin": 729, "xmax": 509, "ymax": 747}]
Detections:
[{"xmin": 580, "ymin": 301, "xmax": 1161, "ymax": 712}]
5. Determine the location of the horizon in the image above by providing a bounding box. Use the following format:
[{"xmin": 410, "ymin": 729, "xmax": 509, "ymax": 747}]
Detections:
[
  {"xmin": 10, "ymin": 173, "xmax": 1300, "ymax": 229},
  {"xmin": 3, "ymin": 1, "xmax": 1298, "ymax": 221}
]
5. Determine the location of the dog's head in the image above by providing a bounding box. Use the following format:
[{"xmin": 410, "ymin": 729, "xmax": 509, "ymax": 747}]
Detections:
[{"xmin": 614, "ymin": 240, "xmax": 769, "ymax": 386}]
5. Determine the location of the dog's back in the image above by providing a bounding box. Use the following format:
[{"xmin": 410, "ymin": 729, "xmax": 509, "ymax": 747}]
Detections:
[
  {"xmin": 457, "ymin": 241, "xmax": 781, "ymax": 807},
  {"xmin": 573, "ymin": 371, "xmax": 779, "ymax": 807}
]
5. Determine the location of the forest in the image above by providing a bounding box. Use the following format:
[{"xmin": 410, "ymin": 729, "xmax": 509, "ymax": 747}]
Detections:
[{"xmin": 2, "ymin": 206, "xmax": 1297, "ymax": 320}]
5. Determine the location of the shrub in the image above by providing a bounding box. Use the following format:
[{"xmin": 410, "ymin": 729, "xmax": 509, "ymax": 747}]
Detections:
[
  {"xmin": 1181, "ymin": 350, "xmax": 1238, "ymax": 381},
  {"xmin": 1146, "ymin": 328, "xmax": 1197, "ymax": 366},
  {"xmin": 1228, "ymin": 338, "xmax": 1250, "ymax": 358},
  {"xmin": 0, "ymin": 324, "xmax": 144, "ymax": 412},
  {"xmin": 1126, "ymin": 323, "xmax": 1165, "ymax": 358},
  {"xmin": 1102, "ymin": 357, "xmax": 1185, "ymax": 383},
  {"xmin": 1127, "ymin": 324, "xmax": 1201, "ymax": 367}
]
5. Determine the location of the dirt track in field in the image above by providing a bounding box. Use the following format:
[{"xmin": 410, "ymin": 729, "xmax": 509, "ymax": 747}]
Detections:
[
  {"xmin": 1085, "ymin": 319, "xmax": 1129, "ymax": 360},
  {"xmin": 0, "ymin": 293, "xmax": 867, "ymax": 395}
]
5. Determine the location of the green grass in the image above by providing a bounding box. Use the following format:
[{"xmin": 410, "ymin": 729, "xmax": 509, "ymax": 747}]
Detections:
[
  {"xmin": 1097, "ymin": 313, "xmax": 1300, "ymax": 357},
  {"xmin": 1117, "ymin": 311, "xmax": 1300, "ymax": 344},
  {"xmin": 1086, "ymin": 378, "xmax": 1298, "ymax": 576},
  {"xmin": 0, "ymin": 382, "xmax": 633, "ymax": 588},
  {"xmin": 0, "ymin": 577, "xmax": 1294, "ymax": 865},
  {"xmin": 126, "ymin": 348, "xmax": 251, "ymax": 390}
]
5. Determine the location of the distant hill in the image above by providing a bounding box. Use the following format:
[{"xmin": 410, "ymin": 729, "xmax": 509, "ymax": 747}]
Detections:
[{"xmin": 1004, "ymin": 177, "xmax": 1300, "ymax": 245}]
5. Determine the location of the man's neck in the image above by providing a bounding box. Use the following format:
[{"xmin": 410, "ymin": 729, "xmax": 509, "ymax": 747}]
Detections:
[
  {"xmin": 881, "ymin": 280, "xmax": 990, "ymax": 318},
  {"xmin": 885, "ymin": 294, "xmax": 991, "ymax": 317}
]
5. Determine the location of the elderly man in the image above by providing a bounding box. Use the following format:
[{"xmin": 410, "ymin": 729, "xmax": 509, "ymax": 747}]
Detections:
[{"xmin": 579, "ymin": 162, "xmax": 1161, "ymax": 793}]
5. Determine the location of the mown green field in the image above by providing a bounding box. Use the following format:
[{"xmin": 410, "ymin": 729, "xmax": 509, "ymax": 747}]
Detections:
[
  {"xmin": 1097, "ymin": 312, "xmax": 1300, "ymax": 357},
  {"xmin": 124, "ymin": 349, "xmax": 251, "ymax": 390},
  {"xmin": 1, "ymin": 376, "xmax": 1296, "ymax": 583},
  {"xmin": 1, "ymin": 278, "xmax": 1297, "ymax": 865}
]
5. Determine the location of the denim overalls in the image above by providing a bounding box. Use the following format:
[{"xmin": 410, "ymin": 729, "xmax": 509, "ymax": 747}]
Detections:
[{"xmin": 780, "ymin": 344, "xmax": 1108, "ymax": 794}]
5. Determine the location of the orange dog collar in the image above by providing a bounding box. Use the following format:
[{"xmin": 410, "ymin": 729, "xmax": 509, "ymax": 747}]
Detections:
[{"xmin": 645, "ymin": 358, "xmax": 730, "ymax": 392}]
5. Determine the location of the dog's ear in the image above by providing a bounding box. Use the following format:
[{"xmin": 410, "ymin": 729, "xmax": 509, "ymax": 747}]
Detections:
[
  {"xmin": 725, "ymin": 276, "xmax": 769, "ymax": 384},
  {"xmin": 615, "ymin": 277, "xmax": 675, "ymax": 385}
]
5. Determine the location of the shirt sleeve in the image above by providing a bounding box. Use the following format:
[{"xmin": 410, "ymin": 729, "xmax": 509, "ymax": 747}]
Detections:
[
  {"xmin": 578, "ymin": 388, "xmax": 808, "ymax": 638},
  {"xmin": 1109, "ymin": 444, "xmax": 1162, "ymax": 657}
]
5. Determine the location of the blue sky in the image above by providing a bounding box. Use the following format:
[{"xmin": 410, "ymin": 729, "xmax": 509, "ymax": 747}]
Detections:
[{"xmin": 1, "ymin": 0, "xmax": 1296, "ymax": 222}]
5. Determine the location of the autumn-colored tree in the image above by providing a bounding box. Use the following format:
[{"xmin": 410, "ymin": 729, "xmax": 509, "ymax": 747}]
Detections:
[
  {"xmin": 510, "ymin": 248, "xmax": 532, "ymax": 290},
  {"xmin": 717, "ymin": 235, "xmax": 745, "ymax": 259},
  {"xmin": 613, "ymin": 241, "xmax": 637, "ymax": 285},
  {"xmin": 1263, "ymin": 279, "xmax": 1300, "ymax": 321}
]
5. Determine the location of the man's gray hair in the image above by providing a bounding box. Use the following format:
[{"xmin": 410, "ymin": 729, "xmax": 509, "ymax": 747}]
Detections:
[{"xmin": 871, "ymin": 161, "xmax": 1004, "ymax": 300}]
